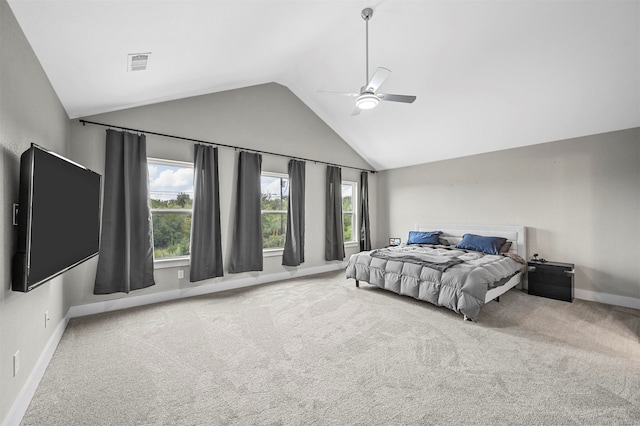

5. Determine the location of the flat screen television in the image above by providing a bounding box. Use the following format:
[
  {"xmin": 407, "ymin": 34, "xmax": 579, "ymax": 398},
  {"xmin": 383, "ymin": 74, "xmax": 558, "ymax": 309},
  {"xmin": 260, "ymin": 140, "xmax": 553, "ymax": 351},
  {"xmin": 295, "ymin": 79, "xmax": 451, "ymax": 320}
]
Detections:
[{"xmin": 12, "ymin": 144, "xmax": 102, "ymax": 292}]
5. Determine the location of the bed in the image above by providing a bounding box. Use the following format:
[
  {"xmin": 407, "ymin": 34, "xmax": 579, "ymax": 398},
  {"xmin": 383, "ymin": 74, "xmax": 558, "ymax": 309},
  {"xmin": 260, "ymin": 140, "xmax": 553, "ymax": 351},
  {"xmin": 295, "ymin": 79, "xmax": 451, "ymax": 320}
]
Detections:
[{"xmin": 345, "ymin": 224, "xmax": 527, "ymax": 321}]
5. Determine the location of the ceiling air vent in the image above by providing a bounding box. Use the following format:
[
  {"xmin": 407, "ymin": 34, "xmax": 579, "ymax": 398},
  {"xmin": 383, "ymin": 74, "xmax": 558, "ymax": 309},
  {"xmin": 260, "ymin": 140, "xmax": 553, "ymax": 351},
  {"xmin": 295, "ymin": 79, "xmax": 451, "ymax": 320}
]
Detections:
[{"xmin": 127, "ymin": 53, "xmax": 151, "ymax": 72}]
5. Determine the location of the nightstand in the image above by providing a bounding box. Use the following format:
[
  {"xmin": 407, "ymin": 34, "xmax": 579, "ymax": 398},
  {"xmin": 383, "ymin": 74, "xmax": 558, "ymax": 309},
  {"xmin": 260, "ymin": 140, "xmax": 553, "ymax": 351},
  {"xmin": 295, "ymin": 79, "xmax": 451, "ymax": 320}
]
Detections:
[{"xmin": 527, "ymin": 260, "xmax": 575, "ymax": 302}]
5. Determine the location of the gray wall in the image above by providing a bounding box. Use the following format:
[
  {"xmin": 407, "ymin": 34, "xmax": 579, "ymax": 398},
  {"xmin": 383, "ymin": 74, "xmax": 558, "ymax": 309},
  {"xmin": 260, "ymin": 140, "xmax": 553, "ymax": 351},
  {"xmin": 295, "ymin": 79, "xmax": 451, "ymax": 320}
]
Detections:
[
  {"xmin": 0, "ymin": 0, "xmax": 73, "ymax": 421},
  {"xmin": 377, "ymin": 128, "xmax": 640, "ymax": 303},
  {"xmin": 66, "ymin": 83, "xmax": 377, "ymax": 308}
]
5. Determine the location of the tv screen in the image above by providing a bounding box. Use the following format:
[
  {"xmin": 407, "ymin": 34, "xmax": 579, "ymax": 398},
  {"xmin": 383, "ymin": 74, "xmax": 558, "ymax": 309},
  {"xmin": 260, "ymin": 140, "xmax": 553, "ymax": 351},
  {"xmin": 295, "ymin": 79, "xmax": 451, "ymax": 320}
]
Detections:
[{"xmin": 12, "ymin": 144, "xmax": 101, "ymax": 292}]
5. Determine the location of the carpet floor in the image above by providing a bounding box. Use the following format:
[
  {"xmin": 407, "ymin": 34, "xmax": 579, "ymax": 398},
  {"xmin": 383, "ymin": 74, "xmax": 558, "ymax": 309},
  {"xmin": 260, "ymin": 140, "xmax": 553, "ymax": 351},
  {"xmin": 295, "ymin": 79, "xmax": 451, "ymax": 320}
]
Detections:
[{"xmin": 20, "ymin": 271, "xmax": 640, "ymax": 425}]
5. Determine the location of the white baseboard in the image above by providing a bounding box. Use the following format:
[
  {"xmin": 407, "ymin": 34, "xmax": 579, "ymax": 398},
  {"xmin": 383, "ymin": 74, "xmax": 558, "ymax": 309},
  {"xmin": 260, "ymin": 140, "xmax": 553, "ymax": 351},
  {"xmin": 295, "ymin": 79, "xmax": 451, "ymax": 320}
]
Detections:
[
  {"xmin": 67, "ymin": 262, "xmax": 347, "ymax": 318},
  {"xmin": 522, "ymin": 278, "xmax": 639, "ymax": 310},
  {"xmin": 3, "ymin": 315, "xmax": 69, "ymax": 426},
  {"xmin": 575, "ymin": 288, "xmax": 640, "ymax": 310}
]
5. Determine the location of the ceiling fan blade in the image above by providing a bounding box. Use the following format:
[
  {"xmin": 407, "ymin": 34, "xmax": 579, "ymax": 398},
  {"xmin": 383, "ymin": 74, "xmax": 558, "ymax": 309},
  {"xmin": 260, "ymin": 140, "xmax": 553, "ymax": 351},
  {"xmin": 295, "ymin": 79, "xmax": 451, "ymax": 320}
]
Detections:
[
  {"xmin": 377, "ymin": 93, "xmax": 417, "ymax": 103},
  {"xmin": 318, "ymin": 90, "xmax": 359, "ymax": 97},
  {"xmin": 366, "ymin": 67, "xmax": 391, "ymax": 92}
]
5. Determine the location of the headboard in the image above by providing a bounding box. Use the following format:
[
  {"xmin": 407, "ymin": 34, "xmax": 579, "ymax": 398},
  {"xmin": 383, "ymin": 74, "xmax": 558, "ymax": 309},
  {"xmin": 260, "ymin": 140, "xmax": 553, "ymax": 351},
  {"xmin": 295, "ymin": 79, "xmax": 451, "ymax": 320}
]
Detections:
[{"xmin": 415, "ymin": 224, "xmax": 527, "ymax": 260}]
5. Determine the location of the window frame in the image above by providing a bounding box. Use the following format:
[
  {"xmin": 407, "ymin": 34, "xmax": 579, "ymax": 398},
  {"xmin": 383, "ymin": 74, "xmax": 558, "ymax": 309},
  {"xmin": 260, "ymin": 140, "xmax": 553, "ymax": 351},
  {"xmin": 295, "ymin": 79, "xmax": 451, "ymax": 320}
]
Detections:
[
  {"xmin": 147, "ymin": 157, "xmax": 194, "ymax": 266},
  {"xmin": 260, "ymin": 171, "xmax": 289, "ymax": 256},
  {"xmin": 342, "ymin": 180, "xmax": 358, "ymax": 246}
]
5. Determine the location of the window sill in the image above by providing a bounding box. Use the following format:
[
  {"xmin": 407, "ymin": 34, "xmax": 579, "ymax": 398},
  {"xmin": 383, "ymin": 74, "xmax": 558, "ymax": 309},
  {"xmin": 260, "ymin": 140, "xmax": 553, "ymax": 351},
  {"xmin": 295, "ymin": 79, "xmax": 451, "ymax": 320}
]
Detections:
[
  {"xmin": 263, "ymin": 248, "xmax": 284, "ymax": 258},
  {"xmin": 154, "ymin": 257, "xmax": 190, "ymax": 269},
  {"xmin": 345, "ymin": 241, "xmax": 359, "ymax": 248}
]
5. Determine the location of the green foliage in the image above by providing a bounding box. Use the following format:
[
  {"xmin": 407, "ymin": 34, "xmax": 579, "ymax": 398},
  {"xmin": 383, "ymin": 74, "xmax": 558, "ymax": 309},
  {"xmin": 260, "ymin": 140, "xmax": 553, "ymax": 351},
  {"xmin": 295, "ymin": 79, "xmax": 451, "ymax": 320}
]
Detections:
[
  {"xmin": 149, "ymin": 188, "xmax": 356, "ymax": 255},
  {"xmin": 342, "ymin": 195, "xmax": 352, "ymax": 212},
  {"xmin": 343, "ymin": 213, "xmax": 353, "ymax": 242},
  {"xmin": 150, "ymin": 192, "xmax": 193, "ymax": 259},
  {"xmin": 342, "ymin": 185, "xmax": 354, "ymax": 241},
  {"xmin": 175, "ymin": 192, "xmax": 192, "ymax": 208},
  {"xmin": 150, "ymin": 192, "xmax": 193, "ymax": 209},
  {"xmin": 261, "ymin": 193, "xmax": 288, "ymax": 211},
  {"xmin": 152, "ymin": 212, "xmax": 191, "ymax": 259},
  {"xmin": 261, "ymin": 180, "xmax": 288, "ymax": 248},
  {"xmin": 262, "ymin": 212, "xmax": 287, "ymax": 249}
]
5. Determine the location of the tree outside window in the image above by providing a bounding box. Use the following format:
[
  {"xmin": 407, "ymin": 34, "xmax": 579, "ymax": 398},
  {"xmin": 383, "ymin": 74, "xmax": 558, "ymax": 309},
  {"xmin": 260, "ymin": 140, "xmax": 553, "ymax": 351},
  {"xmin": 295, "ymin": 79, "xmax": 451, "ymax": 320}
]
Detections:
[
  {"xmin": 342, "ymin": 181, "xmax": 357, "ymax": 243},
  {"xmin": 148, "ymin": 159, "xmax": 194, "ymax": 260},
  {"xmin": 261, "ymin": 173, "xmax": 289, "ymax": 249}
]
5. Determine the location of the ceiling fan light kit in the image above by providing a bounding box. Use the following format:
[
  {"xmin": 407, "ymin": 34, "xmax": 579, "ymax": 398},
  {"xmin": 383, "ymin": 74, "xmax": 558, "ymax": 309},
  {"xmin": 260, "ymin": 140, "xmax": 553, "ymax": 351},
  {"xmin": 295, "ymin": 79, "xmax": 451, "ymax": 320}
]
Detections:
[
  {"xmin": 320, "ymin": 7, "xmax": 416, "ymax": 113},
  {"xmin": 355, "ymin": 93, "xmax": 379, "ymax": 110}
]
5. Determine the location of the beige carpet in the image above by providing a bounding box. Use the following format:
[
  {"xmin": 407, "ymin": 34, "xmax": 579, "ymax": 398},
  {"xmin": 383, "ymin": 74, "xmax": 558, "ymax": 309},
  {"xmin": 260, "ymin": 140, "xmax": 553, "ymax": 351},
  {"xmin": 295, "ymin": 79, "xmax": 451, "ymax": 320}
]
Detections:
[{"xmin": 21, "ymin": 271, "xmax": 640, "ymax": 425}]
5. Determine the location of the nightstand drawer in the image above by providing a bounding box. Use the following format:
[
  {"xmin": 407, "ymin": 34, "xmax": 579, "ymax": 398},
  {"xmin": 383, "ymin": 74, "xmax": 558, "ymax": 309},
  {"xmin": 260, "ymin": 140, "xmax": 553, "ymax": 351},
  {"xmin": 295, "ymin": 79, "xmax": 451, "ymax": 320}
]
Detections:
[
  {"xmin": 528, "ymin": 281, "xmax": 573, "ymax": 302},
  {"xmin": 528, "ymin": 260, "xmax": 574, "ymax": 302}
]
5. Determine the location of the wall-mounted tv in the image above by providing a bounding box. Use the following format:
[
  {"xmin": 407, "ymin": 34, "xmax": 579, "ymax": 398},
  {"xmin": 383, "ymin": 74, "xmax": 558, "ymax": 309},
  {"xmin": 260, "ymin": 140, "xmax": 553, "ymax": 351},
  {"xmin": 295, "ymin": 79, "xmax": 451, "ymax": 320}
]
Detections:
[{"xmin": 12, "ymin": 144, "xmax": 102, "ymax": 292}]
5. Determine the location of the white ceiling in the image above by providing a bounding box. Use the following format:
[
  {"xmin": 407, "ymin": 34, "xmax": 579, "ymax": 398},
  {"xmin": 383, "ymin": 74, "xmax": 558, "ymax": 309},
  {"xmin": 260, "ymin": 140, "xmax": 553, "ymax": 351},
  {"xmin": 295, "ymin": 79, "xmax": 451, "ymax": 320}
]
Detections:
[{"xmin": 7, "ymin": 0, "xmax": 639, "ymax": 170}]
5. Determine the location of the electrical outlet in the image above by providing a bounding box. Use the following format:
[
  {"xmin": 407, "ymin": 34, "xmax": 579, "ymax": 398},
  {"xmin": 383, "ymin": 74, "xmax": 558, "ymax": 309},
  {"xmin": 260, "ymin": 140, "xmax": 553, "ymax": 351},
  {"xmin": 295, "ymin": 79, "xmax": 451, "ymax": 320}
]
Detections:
[
  {"xmin": 13, "ymin": 351, "xmax": 20, "ymax": 377},
  {"xmin": 44, "ymin": 311, "xmax": 49, "ymax": 328},
  {"xmin": 13, "ymin": 204, "xmax": 19, "ymax": 226},
  {"xmin": 177, "ymin": 270, "xmax": 184, "ymax": 279}
]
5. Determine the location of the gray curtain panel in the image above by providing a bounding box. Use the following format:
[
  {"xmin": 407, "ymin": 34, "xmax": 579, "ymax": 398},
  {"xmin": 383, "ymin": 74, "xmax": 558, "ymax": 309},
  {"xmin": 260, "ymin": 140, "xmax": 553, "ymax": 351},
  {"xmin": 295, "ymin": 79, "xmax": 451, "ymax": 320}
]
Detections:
[
  {"xmin": 325, "ymin": 165, "xmax": 345, "ymax": 261},
  {"xmin": 359, "ymin": 171, "xmax": 371, "ymax": 251},
  {"xmin": 282, "ymin": 160, "xmax": 306, "ymax": 266},
  {"xmin": 229, "ymin": 151, "xmax": 263, "ymax": 273},
  {"xmin": 190, "ymin": 144, "xmax": 223, "ymax": 282},
  {"xmin": 94, "ymin": 130, "xmax": 155, "ymax": 294}
]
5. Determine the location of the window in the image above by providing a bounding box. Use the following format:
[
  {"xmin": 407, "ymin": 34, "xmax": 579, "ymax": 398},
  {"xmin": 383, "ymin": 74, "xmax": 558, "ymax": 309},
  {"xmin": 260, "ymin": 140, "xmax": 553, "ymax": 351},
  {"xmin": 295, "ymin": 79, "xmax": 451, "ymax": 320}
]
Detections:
[
  {"xmin": 148, "ymin": 159, "xmax": 194, "ymax": 260},
  {"xmin": 342, "ymin": 181, "xmax": 357, "ymax": 243},
  {"xmin": 261, "ymin": 172, "xmax": 289, "ymax": 250}
]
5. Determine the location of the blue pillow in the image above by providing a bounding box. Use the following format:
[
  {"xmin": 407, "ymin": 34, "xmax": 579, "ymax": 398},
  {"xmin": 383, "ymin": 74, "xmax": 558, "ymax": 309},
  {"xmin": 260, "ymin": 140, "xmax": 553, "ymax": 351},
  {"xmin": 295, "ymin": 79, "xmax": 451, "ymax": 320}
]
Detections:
[
  {"xmin": 455, "ymin": 234, "xmax": 507, "ymax": 255},
  {"xmin": 407, "ymin": 230, "xmax": 442, "ymax": 245}
]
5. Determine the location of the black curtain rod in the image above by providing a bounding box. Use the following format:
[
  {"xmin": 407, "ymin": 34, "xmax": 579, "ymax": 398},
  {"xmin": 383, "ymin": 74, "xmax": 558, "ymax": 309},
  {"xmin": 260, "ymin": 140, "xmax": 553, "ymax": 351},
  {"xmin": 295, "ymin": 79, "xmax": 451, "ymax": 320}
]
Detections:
[{"xmin": 79, "ymin": 119, "xmax": 376, "ymax": 174}]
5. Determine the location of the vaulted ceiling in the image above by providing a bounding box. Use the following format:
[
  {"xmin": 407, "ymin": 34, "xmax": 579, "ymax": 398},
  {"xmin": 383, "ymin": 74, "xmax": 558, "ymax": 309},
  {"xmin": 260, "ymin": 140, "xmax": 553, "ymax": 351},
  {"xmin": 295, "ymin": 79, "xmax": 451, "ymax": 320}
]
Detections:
[{"xmin": 7, "ymin": 0, "xmax": 639, "ymax": 170}]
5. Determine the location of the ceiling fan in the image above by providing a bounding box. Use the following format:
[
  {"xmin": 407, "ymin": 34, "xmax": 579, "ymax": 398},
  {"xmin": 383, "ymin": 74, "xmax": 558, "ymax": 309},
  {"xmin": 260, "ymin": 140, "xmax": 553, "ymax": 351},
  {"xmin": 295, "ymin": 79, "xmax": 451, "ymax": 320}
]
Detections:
[{"xmin": 320, "ymin": 7, "xmax": 416, "ymax": 115}]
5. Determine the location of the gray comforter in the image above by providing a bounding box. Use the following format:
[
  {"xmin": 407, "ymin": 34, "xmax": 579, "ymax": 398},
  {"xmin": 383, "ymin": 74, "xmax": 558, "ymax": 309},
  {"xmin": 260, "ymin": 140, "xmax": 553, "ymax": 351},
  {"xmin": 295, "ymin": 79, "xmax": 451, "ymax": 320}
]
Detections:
[{"xmin": 345, "ymin": 245, "xmax": 525, "ymax": 320}]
